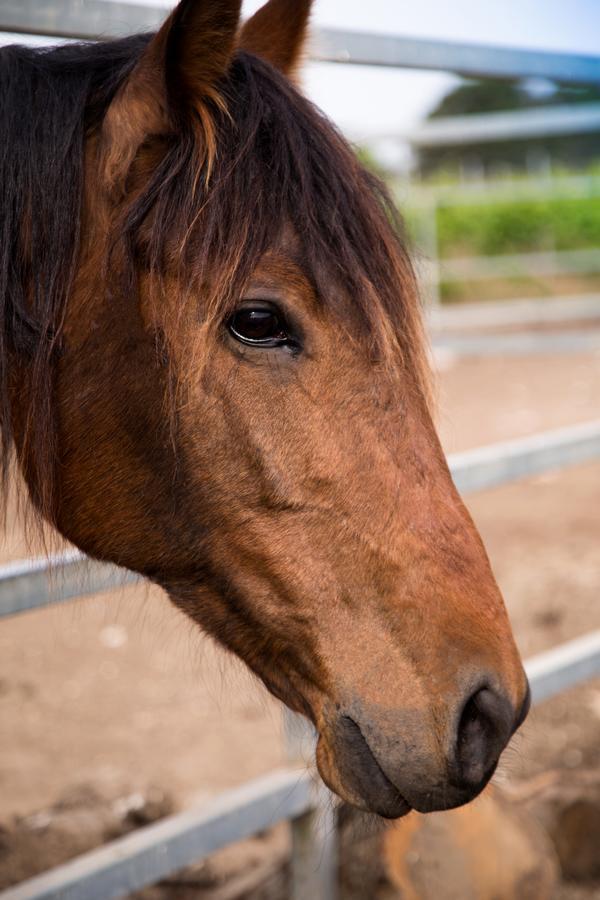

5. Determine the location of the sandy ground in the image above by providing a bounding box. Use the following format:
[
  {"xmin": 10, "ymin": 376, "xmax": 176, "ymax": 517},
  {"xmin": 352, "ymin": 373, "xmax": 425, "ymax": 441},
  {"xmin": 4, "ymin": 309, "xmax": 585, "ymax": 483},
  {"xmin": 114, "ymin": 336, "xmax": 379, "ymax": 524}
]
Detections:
[{"xmin": 0, "ymin": 349, "xmax": 599, "ymax": 889}]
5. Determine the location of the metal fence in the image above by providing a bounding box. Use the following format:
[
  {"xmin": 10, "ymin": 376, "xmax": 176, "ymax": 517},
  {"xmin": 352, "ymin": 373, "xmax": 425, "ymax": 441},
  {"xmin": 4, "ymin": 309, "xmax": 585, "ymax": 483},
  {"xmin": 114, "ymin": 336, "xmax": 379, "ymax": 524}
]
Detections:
[
  {"xmin": 406, "ymin": 173, "xmax": 600, "ymax": 316},
  {"xmin": 1, "ymin": 6, "xmax": 600, "ymax": 900}
]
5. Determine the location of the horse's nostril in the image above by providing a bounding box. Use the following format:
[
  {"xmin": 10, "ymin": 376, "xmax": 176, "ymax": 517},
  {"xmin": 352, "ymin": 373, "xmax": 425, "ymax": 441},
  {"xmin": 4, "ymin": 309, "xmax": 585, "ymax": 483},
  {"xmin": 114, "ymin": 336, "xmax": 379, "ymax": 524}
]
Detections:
[{"xmin": 455, "ymin": 686, "xmax": 512, "ymax": 788}]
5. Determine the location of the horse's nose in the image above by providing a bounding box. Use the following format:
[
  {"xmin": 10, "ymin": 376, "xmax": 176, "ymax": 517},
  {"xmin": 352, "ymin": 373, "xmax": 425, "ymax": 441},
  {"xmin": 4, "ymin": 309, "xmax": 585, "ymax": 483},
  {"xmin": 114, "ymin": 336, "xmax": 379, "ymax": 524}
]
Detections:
[
  {"xmin": 322, "ymin": 678, "xmax": 530, "ymax": 818},
  {"xmin": 452, "ymin": 680, "xmax": 531, "ymax": 791}
]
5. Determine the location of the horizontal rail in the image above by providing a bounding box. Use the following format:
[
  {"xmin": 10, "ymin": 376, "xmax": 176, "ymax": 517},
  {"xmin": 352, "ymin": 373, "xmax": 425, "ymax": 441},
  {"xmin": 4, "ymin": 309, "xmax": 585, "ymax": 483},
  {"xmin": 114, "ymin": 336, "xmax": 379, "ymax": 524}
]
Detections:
[
  {"xmin": 427, "ymin": 295, "xmax": 600, "ymax": 333},
  {"xmin": 0, "ymin": 768, "xmax": 316, "ymax": 900},
  {"xmin": 405, "ymin": 175, "xmax": 600, "ymax": 208},
  {"xmin": 1, "ymin": 4, "xmax": 600, "ymax": 86},
  {"xmin": 432, "ymin": 329, "xmax": 600, "ymax": 356},
  {"xmin": 438, "ymin": 249, "xmax": 600, "ymax": 282},
  {"xmin": 312, "ymin": 29, "xmax": 600, "ymax": 84},
  {"xmin": 0, "ymin": 551, "xmax": 137, "ymax": 618},
  {"xmin": 526, "ymin": 629, "xmax": 600, "ymax": 704},
  {"xmin": 1, "ymin": 420, "xmax": 599, "ymax": 619},
  {"xmin": 0, "ymin": 1, "xmax": 165, "ymax": 39},
  {"xmin": 3, "ymin": 630, "xmax": 599, "ymax": 900},
  {"xmin": 0, "ymin": 31, "xmax": 72, "ymax": 49},
  {"xmin": 408, "ymin": 103, "xmax": 600, "ymax": 147},
  {"xmin": 449, "ymin": 419, "xmax": 600, "ymax": 494}
]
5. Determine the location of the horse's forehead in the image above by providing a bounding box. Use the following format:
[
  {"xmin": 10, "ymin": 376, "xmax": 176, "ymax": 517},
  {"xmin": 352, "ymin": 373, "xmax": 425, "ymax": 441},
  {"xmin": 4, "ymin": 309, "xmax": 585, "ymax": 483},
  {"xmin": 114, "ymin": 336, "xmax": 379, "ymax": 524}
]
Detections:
[{"xmin": 249, "ymin": 243, "xmax": 310, "ymax": 289}]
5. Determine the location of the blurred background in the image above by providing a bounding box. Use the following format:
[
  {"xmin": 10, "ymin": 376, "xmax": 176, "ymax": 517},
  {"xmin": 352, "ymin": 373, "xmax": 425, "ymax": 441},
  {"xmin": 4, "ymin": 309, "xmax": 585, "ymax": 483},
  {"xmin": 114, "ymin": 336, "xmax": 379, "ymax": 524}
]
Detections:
[{"xmin": 0, "ymin": 2, "xmax": 599, "ymax": 898}]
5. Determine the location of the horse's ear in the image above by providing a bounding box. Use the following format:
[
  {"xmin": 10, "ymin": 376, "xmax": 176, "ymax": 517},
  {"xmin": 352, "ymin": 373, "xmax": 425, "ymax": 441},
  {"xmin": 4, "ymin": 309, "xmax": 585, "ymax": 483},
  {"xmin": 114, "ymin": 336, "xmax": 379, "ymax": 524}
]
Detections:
[
  {"xmin": 102, "ymin": 0, "xmax": 242, "ymax": 189},
  {"xmin": 239, "ymin": 0, "xmax": 313, "ymax": 78}
]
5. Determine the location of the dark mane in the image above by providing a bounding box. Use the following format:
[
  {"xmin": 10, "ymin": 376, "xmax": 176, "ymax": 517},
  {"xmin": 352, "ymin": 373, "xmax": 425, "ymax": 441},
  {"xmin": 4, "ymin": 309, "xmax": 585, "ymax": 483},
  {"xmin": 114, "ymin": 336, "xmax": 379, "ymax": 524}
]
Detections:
[
  {"xmin": 0, "ymin": 33, "xmax": 429, "ymax": 514},
  {"xmin": 0, "ymin": 35, "xmax": 151, "ymax": 506}
]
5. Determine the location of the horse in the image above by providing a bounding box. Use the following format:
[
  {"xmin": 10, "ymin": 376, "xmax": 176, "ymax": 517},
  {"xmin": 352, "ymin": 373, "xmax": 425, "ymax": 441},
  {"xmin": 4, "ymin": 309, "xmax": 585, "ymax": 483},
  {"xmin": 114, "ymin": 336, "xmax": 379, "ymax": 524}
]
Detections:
[{"xmin": 0, "ymin": 0, "xmax": 529, "ymax": 819}]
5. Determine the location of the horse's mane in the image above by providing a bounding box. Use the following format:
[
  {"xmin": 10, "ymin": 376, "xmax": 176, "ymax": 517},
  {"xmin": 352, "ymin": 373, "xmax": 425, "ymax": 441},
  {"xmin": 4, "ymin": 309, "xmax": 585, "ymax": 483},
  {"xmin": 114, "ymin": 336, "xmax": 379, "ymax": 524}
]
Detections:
[
  {"xmin": 0, "ymin": 36, "xmax": 151, "ymax": 510},
  {"xmin": 0, "ymin": 34, "xmax": 430, "ymax": 516}
]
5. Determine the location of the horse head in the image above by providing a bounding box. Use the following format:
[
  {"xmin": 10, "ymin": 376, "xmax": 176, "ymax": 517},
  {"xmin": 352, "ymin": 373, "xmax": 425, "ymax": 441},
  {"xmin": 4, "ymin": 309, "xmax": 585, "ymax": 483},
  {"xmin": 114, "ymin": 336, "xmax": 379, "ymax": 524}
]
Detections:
[{"xmin": 4, "ymin": 0, "xmax": 529, "ymax": 817}]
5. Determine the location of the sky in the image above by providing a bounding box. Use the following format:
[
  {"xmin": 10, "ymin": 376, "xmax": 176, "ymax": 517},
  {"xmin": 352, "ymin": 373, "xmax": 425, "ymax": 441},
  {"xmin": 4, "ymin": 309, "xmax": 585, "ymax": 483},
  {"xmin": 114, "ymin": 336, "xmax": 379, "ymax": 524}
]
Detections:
[{"xmin": 5, "ymin": 0, "xmax": 600, "ymax": 139}]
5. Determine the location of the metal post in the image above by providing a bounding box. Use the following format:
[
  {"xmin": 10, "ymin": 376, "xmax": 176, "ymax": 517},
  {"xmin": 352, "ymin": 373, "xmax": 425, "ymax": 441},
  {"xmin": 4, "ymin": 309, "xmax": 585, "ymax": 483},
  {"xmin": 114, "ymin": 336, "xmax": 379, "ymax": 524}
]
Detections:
[
  {"xmin": 420, "ymin": 197, "xmax": 441, "ymax": 308},
  {"xmin": 290, "ymin": 797, "xmax": 337, "ymax": 900},
  {"xmin": 284, "ymin": 709, "xmax": 338, "ymax": 900}
]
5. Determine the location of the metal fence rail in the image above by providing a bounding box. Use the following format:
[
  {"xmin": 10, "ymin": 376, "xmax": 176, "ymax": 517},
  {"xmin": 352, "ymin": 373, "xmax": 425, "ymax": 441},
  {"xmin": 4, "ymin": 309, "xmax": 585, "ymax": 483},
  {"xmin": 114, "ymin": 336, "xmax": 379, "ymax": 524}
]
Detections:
[
  {"xmin": 438, "ymin": 249, "xmax": 600, "ymax": 282},
  {"xmin": 433, "ymin": 330, "xmax": 600, "ymax": 356},
  {"xmin": 0, "ymin": 551, "xmax": 137, "ymax": 618},
  {"xmin": 312, "ymin": 29, "xmax": 600, "ymax": 84},
  {"xmin": 526, "ymin": 630, "xmax": 600, "ymax": 704},
  {"xmin": 408, "ymin": 103, "xmax": 600, "ymax": 147},
  {"xmin": 0, "ymin": 769, "xmax": 319, "ymax": 900},
  {"xmin": 408, "ymin": 174, "xmax": 600, "ymax": 207},
  {"xmin": 0, "ymin": 0, "xmax": 166, "ymax": 39},
  {"xmin": 450, "ymin": 419, "xmax": 600, "ymax": 494},
  {"xmin": 2, "ymin": 3, "xmax": 600, "ymax": 86},
  {"xmin": 427, "ymin": 295, "xmax": 600, "ymax": 333}
]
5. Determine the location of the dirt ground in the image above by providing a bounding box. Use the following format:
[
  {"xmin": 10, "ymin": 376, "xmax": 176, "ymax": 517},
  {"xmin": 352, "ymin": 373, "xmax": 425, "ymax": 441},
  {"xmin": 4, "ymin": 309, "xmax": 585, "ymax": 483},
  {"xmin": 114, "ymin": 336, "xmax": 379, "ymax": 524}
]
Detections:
[{"xmin": 0, "ymin": 349, "xmax": 599, "ymax": 893}]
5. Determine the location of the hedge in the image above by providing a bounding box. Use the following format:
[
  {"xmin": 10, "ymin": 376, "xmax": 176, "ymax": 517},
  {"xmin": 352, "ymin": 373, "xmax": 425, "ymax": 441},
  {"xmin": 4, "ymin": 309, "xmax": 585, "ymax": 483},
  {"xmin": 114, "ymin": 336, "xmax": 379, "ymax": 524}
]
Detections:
[{"xmin": 435, "ymin": 196, "xmax": 600, "ymax": 258}]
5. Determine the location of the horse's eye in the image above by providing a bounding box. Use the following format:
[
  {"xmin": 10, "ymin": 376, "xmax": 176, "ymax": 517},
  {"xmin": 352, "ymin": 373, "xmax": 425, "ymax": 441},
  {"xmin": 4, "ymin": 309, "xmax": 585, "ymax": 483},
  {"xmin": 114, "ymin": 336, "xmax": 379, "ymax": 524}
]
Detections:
[{"xmin": 228, "ymin": 304, "xmax": 296, "ymax": 349}]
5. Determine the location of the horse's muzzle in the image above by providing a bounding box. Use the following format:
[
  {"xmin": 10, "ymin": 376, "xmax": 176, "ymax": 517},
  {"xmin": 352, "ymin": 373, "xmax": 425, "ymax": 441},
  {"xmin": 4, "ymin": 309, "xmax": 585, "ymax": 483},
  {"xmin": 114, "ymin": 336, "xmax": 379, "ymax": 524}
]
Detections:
[{"xmin": 317, "ymin": 677, "xmax": 531, "ymax": 818}]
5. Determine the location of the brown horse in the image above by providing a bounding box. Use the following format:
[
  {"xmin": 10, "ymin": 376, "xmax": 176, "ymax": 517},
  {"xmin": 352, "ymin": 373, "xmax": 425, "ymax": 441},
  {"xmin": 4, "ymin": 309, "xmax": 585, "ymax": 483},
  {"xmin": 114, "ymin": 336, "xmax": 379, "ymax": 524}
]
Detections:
[{"xmin": 0, "ymin": 0, "xmax": 529, "ymax": 819}]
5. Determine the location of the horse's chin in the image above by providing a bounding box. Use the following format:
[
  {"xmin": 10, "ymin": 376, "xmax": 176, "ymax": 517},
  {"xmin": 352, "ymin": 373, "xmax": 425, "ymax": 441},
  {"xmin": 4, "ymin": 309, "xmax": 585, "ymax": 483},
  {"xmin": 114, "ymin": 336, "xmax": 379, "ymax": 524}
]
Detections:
[{"xmin": 315, "ymin": 733, "xmax": 412, "ymax": 820}]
